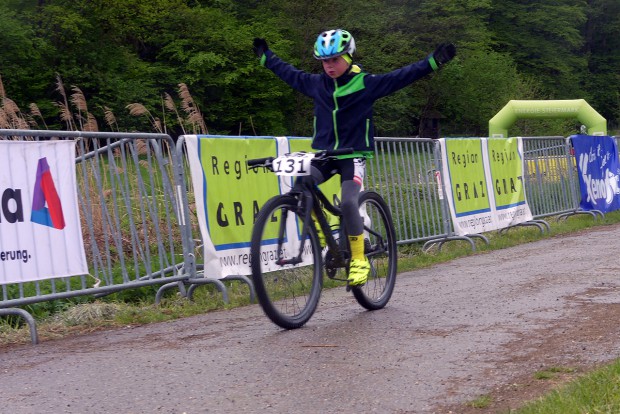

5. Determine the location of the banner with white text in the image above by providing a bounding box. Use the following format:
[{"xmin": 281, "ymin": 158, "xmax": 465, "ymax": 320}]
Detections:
[
  {"xmin": 0, "ymin": 141, "xmax": 88, "ymax": 284},
  {"xmin": 571, "ymin": 134, "xmax": 620, "ymax": 212},
  {"xmin": 439, "ymin": 137, "xmax": 532, "ymax": 235},
  {"xmin": 185, "ymin": 135, "xmax": 351, "ymax": 278},
  {"xmin": 185, "ymin": 135, "xmax": 283, "ymax": 277}
]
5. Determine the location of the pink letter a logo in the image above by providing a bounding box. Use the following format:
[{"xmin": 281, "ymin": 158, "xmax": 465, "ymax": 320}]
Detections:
[{"xmin": 31, "ymin": 157, "xmax": 66, "ymax": 229}]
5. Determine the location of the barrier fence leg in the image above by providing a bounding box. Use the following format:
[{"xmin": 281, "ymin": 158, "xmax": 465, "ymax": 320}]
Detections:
[
  {"xmin": 221, "ymin": 275, "xmax": 256, "ymax": 303},
  {"xmin": 557, "ymin": 209, "xmax": 604, "ymax": 221},
  {"xmin": 155, "ymin": 281, "xmax": 189, "ymax": 305},
  {"xmin": 499, "ymin": 220, "xmax": 550, "ymax": 235},
  {"xmin": 423, "ymin": 234, "xmax": 479, "ymax": 252},
  {"xmin": 186, "ymin": 279, "xmax": 229, "ymax": 304},
  {"xmin": 0, "ymin": 308, "xmax": 39, "ymax": 345}
]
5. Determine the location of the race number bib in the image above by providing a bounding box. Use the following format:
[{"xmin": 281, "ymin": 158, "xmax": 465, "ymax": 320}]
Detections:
[{"xmin": 272, "ymin": 152, "xmax": 314, "ymax": 176}]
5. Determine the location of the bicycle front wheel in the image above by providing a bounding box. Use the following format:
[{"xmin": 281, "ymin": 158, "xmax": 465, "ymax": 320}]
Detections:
[
  {"xmin": 250, "ymin": 195, "xmax": 323, "ymax": 329},
  {"xmin": 351, "ymin": 190, "xmax": 397, "ymax": 310}
]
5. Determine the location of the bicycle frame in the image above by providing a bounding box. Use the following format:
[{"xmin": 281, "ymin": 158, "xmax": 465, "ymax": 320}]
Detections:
[
  {"xmin": 247, "ymin": 148, "xmax": 387, "ymax": 271},
  {"xmin": 282, "ymin": 176, "xmax": 348, "ymax": 270},
  {"xmin": 287, "ymin": 174, "xmax": 391, "ymax": 273}
]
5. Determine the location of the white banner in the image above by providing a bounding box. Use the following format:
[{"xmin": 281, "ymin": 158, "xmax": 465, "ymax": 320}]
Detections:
[
  {"xmin": 0, "ymin": 141, "xmax": 88, "ymax": 284},
  {"xmin": 185, "ymin": 135, "xmax": 342, "ymax": 278},
  {"xmin": 439, "ymin": 137, "xmax": 533, "ymax": 235},
  {"xmin": 185, "ymin": 135, "xmax": 287, "ymax": 278}
]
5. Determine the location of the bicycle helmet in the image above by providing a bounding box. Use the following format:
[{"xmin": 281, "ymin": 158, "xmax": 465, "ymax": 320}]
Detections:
[{"xmin": 313, "ymin": 29, "xmax": 356, "ymax": 60}]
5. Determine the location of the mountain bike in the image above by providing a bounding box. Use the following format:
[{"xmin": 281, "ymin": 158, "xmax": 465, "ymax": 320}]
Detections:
[{"xmin": 247, "ymin": 149, "xmax": 397, "ymax": 329}]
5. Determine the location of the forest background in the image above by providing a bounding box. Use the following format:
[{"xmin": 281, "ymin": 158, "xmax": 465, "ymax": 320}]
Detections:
[{"xmin": 1, "ymin": 0, "xmax": 619, "ymax": 139}]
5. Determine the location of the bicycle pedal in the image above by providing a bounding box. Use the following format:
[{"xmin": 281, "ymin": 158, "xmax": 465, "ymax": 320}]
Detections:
[
  {"xmin": 325, "ymin": 267, "xmax": 348, "ymax": 281},
  {"xmin": 326, "ymin": 268, "xmax": 337, "ymax": 279}
]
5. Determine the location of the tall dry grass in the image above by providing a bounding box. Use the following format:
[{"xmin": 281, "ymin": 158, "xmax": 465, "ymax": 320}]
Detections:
[
  {"xmin": 0, "ymin": 73, "xmax": 210, "ymax": 136},
  {"xmin": 127, "ymin": 82, "xmax": 208, "ymax": 135},
  {"xmin": 0, "ymin": 73, "xmax": 208, "ymax": 273}
]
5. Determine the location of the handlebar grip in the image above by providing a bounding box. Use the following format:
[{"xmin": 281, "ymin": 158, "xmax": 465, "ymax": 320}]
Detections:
[
  {"xmin": 325, "ymin": 148, "xmax": 354, "ymax": 157},
  {"xmin": 247, "ymin": 157, "xmax": 273, "ymax": 167}
]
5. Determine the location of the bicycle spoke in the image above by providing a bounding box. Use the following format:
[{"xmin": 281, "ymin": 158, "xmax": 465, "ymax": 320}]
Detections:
[{"xmin": 250, "ymin": 195, "xmax": 323, "ymax": 329}]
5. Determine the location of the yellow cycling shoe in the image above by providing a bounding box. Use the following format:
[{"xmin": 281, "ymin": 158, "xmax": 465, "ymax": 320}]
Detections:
[{"xmin": 348, "ymin": 258, "xmax": 370, "ymax": 286}]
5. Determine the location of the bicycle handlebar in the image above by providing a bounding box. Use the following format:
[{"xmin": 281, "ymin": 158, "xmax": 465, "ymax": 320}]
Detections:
[
  {"xmin": 246, "ymin": 156, "xmax": 273, "ymax": 167},
  {"xmin": 246, "ymin": 148, "xmax": 355, "ymax": 168},
  {"xmin": 322, "ymin": 147, "xmax": 355, "ymax": 157}
]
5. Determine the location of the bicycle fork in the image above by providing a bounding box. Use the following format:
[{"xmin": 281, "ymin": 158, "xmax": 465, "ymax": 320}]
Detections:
[{"xmin": 274, "ymin": 191, "xmax": 314, "ymax": 267}]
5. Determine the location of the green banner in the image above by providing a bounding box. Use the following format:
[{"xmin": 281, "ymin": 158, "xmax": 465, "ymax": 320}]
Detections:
[
  {"xmin": 487, "ymin": 138, "xmax": 526, "ymax": 208},
  {"xmin": 439, "ymin": 137, "xmax": 533, "ymax": 236},
  {"xmin": 444, "ymin": 139, "xmax": 490, "ymax": 215},
  {"xmin": 198, "ymin": 137, "xmax": 278, "ymax": 249}
]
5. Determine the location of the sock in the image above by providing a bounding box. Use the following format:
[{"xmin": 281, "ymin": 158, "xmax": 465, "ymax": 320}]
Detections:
[{"xmin": 349, "ymin": 234, "xmax": 365, "ymax": 261}]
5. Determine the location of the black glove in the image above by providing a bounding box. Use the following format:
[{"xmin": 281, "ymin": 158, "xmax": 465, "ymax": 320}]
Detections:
[
  {"xmin": 432, "ymin": 43, "xmax": 456, "ymax": 66},
  {"xmin": 253, "ymin": 38, "xmax": 269, "ymax": 58}
]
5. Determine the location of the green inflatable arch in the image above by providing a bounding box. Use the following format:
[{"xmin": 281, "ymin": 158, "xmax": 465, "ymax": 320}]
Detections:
[{"xmin": 488, "ymin": 99, "xmax": 607, "ymax": 138}]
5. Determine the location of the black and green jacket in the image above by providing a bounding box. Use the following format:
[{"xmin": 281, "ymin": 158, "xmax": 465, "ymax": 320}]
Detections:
[{"xmin": 261, "ymin": 49, "xmax": 435, "ymax": 152}]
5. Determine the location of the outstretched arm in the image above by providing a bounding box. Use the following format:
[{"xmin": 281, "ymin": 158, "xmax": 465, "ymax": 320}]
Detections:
[
  {"xmin": 368, "ymin": 43, "xmax": 457, "ymax": 99},
  {"xmin": 253, "ymin": 38, "xmax": 320, "ymax": 97}
]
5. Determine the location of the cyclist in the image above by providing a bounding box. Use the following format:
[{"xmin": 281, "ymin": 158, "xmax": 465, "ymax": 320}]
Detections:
[{"xmin": 253, "ymin": 29, "xmax": 455, "ymax": 286}]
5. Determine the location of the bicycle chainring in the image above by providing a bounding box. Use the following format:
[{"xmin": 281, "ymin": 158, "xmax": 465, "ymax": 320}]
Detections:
[{"xmin": 324, "ymin": 249, "xmax": 349, "ymax": 280}]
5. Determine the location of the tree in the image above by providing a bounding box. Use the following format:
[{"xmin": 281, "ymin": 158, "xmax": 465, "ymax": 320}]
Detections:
[
  {"xmin": 438, "ymin": 50, "xmax": 543, "ymax": 136},
  {"xmin": 489, "ymin": 0, "xmax": 589, "ymax": 99},
  {"xmin": 1, "ymin": 0, "xmax": 617, "ymax": 135},
  {"xmin": 0, "ymin": 2, "xmax": 50, "ymax": 111},
  {"xmin": 583, "ymin": 0, "xmax": 620, "ymax": 129}
]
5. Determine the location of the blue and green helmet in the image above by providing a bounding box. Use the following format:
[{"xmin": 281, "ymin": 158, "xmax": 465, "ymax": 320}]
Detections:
[{"xmin": 313, "ymin": 29, "xmax": 356, "ymax": 60}]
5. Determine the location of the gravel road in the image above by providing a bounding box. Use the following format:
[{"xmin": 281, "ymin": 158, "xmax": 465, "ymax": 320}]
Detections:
[{"xmin": 1, "ymin": 224, "xmax": 620, "ymax": 414}]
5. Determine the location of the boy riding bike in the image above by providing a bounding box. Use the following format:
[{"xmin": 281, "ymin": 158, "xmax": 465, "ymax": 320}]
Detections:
[{"xmin": 253, "ymin": 29, "xmax": 455, "ymax": 286}]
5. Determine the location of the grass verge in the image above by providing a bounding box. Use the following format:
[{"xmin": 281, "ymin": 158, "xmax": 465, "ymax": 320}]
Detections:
[{"xmin": 511, "ymin": 360, "xmax": 620, "ymax": 413}]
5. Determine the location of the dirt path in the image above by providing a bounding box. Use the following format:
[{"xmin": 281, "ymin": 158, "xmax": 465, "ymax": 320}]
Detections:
[{"xmin": 1, "ymin": 224, "xmax": 620, "ymax": 414}]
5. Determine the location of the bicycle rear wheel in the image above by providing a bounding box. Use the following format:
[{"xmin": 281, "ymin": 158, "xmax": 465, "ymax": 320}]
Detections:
[
  {"xmin": 250, "ymin": 195, "xmax": 323, "ymax": 329},
  {"xmin": 351, "ymin": 190, "xmax": 397, "ymax": 310}
]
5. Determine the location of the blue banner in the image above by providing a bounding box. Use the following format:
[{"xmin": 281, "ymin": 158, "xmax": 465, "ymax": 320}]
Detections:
[{"xmin": 571, "ymin": 134, "xmax": 620, "ymax": 212}]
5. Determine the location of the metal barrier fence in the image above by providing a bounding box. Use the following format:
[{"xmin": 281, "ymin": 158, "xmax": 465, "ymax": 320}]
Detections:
[
  {"xmin": 522, "ymin": 136, "xmax": 602, "ymax": 222},
  {"xmin": 1, "ymin": 132, "xmax": 607, "ymax": 344},
  {"xmin": 0, "ymin": 130, "xmax": 196, "ymax": 342},
  {"xmin": 153, "ymin": 136, "xmax": 255, "ymax": 303},
  {"xmin": 368, "ymin": 137, "xmax": 449, "ymax": 246},
  {"xmin": 370, "ymin": 136, "xmax": 601, "ymax": 250},
  {"xmin": 522, "ymin": 136, "xmax": 579, "ymax": 219}
]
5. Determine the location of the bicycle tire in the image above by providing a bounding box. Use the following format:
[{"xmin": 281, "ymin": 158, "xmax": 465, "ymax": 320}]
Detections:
[
  {"xmin": 250, "ymin": 195, "xmax": 323, "ymax": 329},
  {"xmin": 351, "ymin": 190, "xmax": 398, "ymax": 310}
]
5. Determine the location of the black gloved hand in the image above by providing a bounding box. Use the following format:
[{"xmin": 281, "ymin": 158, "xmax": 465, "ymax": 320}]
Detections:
[
  {"xmin": 253, "ymin": 38, "xmax": 269, "ymax": 58},
  {"xmin": 432, "ymin": 43, "xmax": 456, "ymax": 66}
]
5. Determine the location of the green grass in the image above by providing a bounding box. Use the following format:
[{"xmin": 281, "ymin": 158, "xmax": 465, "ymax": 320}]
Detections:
[
  {"xmin": 533, "ymin": 366, "xmax": 577, "ymax": 381},
  {"xmin": 513, "ymin": 360, "xmax": 620, "ymax": 414},
  {"xmin": 468, "ymin": 395, "xmax": 494, "ymax": 409}
]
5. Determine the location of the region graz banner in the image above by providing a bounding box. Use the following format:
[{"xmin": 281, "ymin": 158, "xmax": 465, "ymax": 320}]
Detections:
[
  {"xmin": 438, "ymin": 137, "xmax": 533, "ymax": 236},
  {"xmin": 0, "ymin": 141, "xmax": 88, "ymax": 284},
  {"xmin": 184, "ymin": 136, "xmax": 343, "ymax": 278},
  {"xmin": 571, "ymin": 134, "xmax": 620, "ymax": 212}
]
